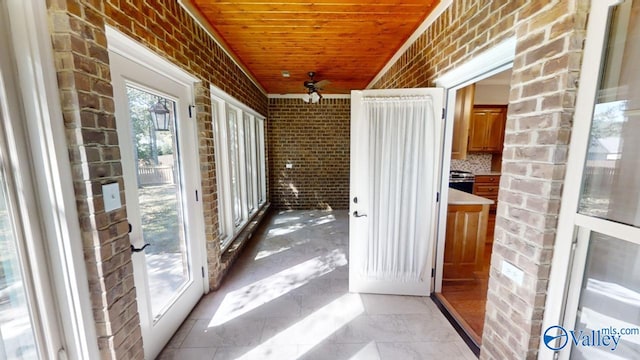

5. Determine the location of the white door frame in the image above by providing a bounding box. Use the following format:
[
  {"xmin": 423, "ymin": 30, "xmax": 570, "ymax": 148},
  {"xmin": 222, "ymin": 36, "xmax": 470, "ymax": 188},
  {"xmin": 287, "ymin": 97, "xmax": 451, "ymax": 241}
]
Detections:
[
  {"xmin": 106, "ymin": 25, "xmax": 208, "ymax": 292},
  {"xmin": 1, "ymin": 0, "xmax": 100, "ymax": 358},
  {"xmin": 433, "ymin": 37, "xmax": 516, "ymax": 292},
  {"xmin": 107, "ymin": 26, "xmax": 208, "ymax": 359}
]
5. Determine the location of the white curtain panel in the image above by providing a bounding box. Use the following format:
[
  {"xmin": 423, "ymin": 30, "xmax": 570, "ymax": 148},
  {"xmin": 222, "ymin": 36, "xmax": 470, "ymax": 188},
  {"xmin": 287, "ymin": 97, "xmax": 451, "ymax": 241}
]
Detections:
[{"xmin": 363, "ymin": 96, "xmax": 437, "ymax": 282}]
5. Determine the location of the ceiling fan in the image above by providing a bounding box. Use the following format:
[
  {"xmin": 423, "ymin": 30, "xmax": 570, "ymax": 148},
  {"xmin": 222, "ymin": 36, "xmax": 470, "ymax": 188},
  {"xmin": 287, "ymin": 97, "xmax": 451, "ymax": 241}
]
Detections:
[{"xmin": 302, "ymin": 71, "xmax": 330, "ymax": 103}]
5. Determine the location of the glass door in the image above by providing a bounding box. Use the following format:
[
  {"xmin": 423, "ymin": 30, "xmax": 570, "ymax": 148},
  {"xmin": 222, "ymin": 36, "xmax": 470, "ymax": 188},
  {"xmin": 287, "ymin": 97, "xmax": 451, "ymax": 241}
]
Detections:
[
  {"xmin": 552, "ymin": 1, "xmax": 640, "ymax": 358},
  {"xmin": 0, "ymin": 134, "xmax": 39, "ymax": 359},
  {"xmin": 125, "ymin": 86, "xmax": 191, "ymax": 319},
  {"xmin": 109, "ymin": 51, "xmax": 205, "ymax": 359},
  {"xmin": 0, "ymin": 7, "xmax": 68, "ymax": 356}
]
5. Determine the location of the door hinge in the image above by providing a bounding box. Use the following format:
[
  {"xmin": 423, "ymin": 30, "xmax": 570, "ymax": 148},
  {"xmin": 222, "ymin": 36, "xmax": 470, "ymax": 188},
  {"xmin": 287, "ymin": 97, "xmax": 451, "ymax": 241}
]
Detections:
[
  {"xmin": 431, "ymin": 268, "xmax": 435, "ymax": 278},
  {"xmin": 195, "ymin": 190, "xmax": 199, "ymax": 201},
  {"xmin": 201, "ymin": 266, "xmax": 205, "ymax": 278},
  {"xmin": 442, "ymin": 108, "xmax": 445, "ymax": 119},
  {"xmin": 436, "ymin": 192, "xmax": 440, "ymax": 203},
  {"xmin": 189, "ymin": 105, "xmax": 195, "ymax": 118}
]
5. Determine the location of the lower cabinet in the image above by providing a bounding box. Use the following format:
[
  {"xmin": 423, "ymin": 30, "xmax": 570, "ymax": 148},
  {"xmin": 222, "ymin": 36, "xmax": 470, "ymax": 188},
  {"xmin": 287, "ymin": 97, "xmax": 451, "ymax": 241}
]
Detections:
[
  {"xmin": 443, "ymin": 203, "xmax": 489, "ymax": 280},
  {"xmin": 473, "ymin": 174, "xmax": 500, "ymax": 241}
]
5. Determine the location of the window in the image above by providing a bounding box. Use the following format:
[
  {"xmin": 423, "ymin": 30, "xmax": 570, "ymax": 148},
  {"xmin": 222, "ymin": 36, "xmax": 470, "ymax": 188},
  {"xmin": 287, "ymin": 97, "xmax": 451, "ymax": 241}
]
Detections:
[
  {"xmin": 544, "ymin": 1, "xmax": 640, "ymax": 359},
  {"xmin": 212, "ymin": 90, "xmax": 266, "ymax": 250}
]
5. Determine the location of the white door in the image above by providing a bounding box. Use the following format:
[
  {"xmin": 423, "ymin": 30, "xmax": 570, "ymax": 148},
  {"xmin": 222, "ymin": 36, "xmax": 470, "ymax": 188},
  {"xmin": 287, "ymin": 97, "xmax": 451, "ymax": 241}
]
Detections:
[
  {"xmin": 110, "ymin": 51, "xmax": 205, "ymax": 359},
  {"xmin": 349, "ymin": 88, "xmax": 444, "ymax": 295}
]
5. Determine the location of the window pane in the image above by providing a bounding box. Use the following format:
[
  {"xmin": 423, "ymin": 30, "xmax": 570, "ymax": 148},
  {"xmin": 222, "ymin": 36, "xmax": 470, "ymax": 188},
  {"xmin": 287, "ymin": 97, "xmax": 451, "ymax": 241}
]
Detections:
[
  {"xmin": 211, "ymin": 101, "xmax": 227, "ymax": 238},
  {"xmin": 570, "ymin": 232, "xmax": 640, "ymax": 359},
  {"xmin": 243, "ymin": 114, "xmax": 254, "ymax": 213},
  {"xmin": 0, "ymin": 170, "xmax": 38, "ymax": 359},
  {"xmin": 258, "ymin": 119, "xmax": 266, "ymax": 204},
  {"xmin": 579, "ymin": 0, "xmax": 640, "ymax": 227},
  {"xmin": 250, "ymin": 118, "xmax": 258, "ymax": 208},
  {"xmin": 227, "ymin": 108, "xmax": 242, "ymax": 225},
  {"xmin": 126, "ymin": 86, "xmax": 189, "ymax": 320}
]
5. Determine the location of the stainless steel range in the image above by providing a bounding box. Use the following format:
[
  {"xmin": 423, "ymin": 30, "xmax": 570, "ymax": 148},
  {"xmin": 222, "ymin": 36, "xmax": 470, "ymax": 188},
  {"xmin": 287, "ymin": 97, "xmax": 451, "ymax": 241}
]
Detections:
[{"xmin": 449, "ymin": 170, "xmax": 475, "ymax": 194}]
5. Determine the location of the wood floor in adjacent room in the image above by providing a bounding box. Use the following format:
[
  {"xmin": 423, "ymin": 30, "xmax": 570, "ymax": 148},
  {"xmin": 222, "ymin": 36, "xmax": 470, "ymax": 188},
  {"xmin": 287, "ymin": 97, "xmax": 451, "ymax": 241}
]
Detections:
[
  {"xmin": 158, "ymin": 210, "xmax": 476, "ymax": 360},
  {"xmin": 439, "ymin": 243, "xmax": 493, "ymax": 345}
]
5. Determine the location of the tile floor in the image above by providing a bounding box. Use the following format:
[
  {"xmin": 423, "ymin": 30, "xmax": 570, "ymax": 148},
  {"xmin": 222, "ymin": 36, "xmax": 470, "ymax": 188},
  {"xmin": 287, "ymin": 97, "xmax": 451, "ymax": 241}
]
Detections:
[{"xmin": 158, "ymin": 210, "xmax": 476, "ymax": 360}]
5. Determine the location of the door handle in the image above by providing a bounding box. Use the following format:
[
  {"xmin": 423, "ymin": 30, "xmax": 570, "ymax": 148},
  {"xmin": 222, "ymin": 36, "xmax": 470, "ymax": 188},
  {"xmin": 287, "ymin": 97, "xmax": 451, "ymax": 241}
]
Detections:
[
  {"xmin": 353, "ymin": 211, "xmax": 367, "ymax": 218},
  {"xmin": 131, "ymin": 243, "xmax": 150, "ymax": 253}
]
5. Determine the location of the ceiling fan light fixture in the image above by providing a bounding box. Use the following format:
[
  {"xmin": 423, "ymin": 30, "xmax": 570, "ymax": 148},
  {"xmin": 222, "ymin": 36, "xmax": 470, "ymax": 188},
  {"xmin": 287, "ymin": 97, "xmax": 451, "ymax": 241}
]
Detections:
[
  {"xmin": 310, "ymin": 91, "xmax": 321, "ymax": 103},
  {"xmin": 301, "ymin": 93, "xmax": 311, "ymax": 103}
]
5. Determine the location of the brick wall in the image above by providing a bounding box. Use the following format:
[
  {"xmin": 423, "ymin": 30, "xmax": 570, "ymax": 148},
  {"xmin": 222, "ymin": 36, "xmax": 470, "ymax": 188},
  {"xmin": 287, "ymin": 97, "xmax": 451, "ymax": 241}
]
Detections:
[
  {"xmin": 371, "ymin": 1, "xmax": 588, "ymax": 359},
  {"xmin": 46, "ymin": 0, "xmax": 268, "ymax": 358},
  {"xmin": 268, "ymin": 98, "xmax": 350, "ymax": 210}
]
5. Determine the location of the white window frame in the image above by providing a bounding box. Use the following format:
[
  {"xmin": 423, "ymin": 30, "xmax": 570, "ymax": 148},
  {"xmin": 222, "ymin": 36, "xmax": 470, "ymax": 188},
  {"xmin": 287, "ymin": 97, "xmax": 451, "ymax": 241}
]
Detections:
[
  {"xmin": 211, "ymin": 86, "xmax": 267, "ymax": 251},
  {"xmin": 0, "ymin": 0, "xmax": 100, "ymax": 358},
  {"xmin": 541, "ymin": 0, "xmax": 633, "ymax": 359}
]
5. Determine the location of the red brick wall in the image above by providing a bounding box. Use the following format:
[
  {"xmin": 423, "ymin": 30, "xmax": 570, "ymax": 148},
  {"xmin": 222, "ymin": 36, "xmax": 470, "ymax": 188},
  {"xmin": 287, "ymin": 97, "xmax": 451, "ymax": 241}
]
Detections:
[
  {"xmin": 268, "ymin": 98, "xmax": 350, "ymax": 210},
  {"xmin": 371, "ymin": 1, "xmax": 589, "ymax": 359},
  {"xmin": 46, "ymin": 0, "xmax": 268, "ymax": 358}
]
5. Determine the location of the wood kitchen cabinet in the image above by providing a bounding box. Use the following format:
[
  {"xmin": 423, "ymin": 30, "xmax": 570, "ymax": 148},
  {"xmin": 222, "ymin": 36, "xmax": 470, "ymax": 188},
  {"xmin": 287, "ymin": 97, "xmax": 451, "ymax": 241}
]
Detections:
[
  {"xmin": 451, "ymin": 84, "xmax": 475, "ymax": 160},
  {"xmin": 473, "ymin": 174, "xmax": 501, "ymax": 240},
  {"xmin": 468, "ymin": 105, "xmax": 507, "ymax": 153},
  {"xmin": 443, "ymin": 203, "xmax": 489, "ymax": 281}
]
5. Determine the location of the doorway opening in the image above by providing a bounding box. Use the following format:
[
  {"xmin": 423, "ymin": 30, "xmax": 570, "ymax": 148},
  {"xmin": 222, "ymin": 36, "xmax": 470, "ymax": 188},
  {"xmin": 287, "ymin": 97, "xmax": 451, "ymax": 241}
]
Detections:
[{"xmin": 433, "ymin": 66, "xmax": 513, "ymax": 353}]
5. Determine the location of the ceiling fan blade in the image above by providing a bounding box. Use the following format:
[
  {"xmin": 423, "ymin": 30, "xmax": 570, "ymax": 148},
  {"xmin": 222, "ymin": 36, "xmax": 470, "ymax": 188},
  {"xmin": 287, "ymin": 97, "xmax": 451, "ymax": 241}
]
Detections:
[{"xmin": 314, "ymin": 79, "xmax": 331, "ymax": 89}]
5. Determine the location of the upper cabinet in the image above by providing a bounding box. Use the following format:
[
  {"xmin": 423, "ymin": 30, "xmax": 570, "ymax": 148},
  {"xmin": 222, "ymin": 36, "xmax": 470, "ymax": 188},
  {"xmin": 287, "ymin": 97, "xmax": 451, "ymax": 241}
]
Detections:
[
  {"xmin": 468, "ymin": 105, "xmax": 507, "ymax": 153},
  {"xmin": 451, "ymin": 84, "xmax": 475, "ymax": 160}
]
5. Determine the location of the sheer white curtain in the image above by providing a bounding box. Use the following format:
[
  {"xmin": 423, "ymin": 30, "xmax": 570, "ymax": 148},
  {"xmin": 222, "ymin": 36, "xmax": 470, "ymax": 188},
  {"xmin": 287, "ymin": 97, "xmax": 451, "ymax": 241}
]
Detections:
[{"xmin": 363, "ymin": 96, "xmax": 437, "ymax": 282}]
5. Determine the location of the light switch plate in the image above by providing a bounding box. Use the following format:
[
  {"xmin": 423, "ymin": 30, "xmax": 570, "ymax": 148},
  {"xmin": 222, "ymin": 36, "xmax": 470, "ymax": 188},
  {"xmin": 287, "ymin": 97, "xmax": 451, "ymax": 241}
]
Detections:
[
  {"xmin": 501, "ymin": 260, "xmax": 524, "ymax": 286},
  {"xmin": 103, "ymin": 182, "xmax": 121, "ymax": 212}
]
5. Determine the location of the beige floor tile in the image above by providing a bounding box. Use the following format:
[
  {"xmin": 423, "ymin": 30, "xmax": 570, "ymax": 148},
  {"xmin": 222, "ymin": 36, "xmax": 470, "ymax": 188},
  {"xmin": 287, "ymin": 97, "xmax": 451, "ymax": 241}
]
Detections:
[
  {"xmin": 159, "ymin": 210, "xmax": 474, "ymax": 359},
  {"xmin": 377, "ymin": 341, "xmax": 473, "ymax": 359}
]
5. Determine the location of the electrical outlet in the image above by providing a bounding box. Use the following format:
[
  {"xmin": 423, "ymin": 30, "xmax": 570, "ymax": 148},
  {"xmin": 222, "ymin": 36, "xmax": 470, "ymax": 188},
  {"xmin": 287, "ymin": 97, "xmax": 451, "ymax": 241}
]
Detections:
[
  {"xmin": 501, "ymin": 260, "xmax": 524, "ymax": 286},
  {"xmin": 286, "ymin": 163, "xmax": 293, "ymax": 169}
]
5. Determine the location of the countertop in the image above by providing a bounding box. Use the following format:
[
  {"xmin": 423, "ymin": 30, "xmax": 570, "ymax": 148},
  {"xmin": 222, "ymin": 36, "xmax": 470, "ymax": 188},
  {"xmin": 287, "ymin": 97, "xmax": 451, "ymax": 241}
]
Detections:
[
  {"xmin": 474, "ymin": 172, "xmax": 501, "ymax": 176},
  {"xmin": 448, "ymin": 188, "xmax": 494, "ymax": 205}
]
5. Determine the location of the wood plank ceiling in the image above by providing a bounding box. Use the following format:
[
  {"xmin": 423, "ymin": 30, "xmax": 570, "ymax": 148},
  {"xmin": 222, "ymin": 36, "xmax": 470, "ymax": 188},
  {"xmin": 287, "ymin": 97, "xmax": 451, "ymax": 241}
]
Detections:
[{"xmin": 190, "ymin": 0, "xmax": 440, "ymax": 94}]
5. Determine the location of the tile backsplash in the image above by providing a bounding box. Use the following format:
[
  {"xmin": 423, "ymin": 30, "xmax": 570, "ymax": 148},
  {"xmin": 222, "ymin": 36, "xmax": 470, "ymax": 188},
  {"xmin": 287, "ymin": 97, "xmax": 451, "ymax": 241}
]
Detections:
[{"xmin": 450, "ymin": 153, "xmax": 492, "ymax": 174}]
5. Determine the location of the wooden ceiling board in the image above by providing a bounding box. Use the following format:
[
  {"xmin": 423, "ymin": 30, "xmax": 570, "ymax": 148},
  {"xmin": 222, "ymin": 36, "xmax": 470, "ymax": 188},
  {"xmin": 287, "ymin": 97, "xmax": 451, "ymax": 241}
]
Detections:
[{"xmin": 191, "ymin": 0, "xmax": 440, "ymax": 94}]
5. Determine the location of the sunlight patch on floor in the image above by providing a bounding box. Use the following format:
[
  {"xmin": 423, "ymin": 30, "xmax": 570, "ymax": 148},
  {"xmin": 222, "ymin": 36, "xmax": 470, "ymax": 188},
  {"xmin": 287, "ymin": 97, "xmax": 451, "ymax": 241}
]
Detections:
[
  {"xmin": 309, "ymin": 214, "xmax": 336, "ymax": 226},
  {"xmin": 265, "ymin": 223, "xmax": 304, "ymax": 238},
  {"xmin": 209, "ymin": 249, "xmax": 348, "ymax": 327},
  {"xmin": 235, "ymin": 293, "xmax": 365, "ymax": 360},
  {"xmin": 350, "ymin": 342, "xmax": 379, "ymax": 360},
  {"xmin": 254, "ymin": 239, "xmax": 311, "ymax": 261},
  {"xmin": 273, "ymin": 216, "xmax": 302, "ymax": 225}
]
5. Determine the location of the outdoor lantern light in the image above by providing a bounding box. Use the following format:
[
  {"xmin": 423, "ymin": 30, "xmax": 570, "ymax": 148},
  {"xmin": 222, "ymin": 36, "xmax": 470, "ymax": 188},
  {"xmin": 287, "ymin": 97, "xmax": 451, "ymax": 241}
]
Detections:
[{"xmin": 149, "ymin": 100, "xmax": 171, "ymax": 131}]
